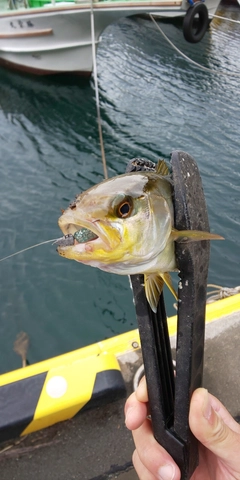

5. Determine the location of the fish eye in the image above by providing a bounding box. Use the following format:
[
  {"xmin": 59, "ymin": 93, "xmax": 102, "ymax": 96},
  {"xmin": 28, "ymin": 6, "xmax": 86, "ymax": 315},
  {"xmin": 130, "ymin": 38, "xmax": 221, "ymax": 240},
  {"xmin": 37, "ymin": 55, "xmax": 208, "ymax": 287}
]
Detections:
[{"xmin": 116, "ymin": 197, "xmax": 133, "ymax": 218}]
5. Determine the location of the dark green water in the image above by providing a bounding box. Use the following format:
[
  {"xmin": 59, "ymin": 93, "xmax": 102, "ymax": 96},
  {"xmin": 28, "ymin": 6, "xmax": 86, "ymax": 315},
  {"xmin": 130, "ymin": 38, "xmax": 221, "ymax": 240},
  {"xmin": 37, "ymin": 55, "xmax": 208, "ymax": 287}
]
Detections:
[{"xmin": 0, "ymin": 3, "xmax": 240, "ymax": 374}]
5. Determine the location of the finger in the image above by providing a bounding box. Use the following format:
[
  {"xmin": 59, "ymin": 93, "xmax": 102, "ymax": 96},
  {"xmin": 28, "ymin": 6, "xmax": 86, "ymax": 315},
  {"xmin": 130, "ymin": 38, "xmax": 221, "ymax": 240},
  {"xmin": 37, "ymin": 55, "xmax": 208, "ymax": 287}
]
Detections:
[
  {"xmin": 132, "ymin": 449, "xmax": 159, "ymax": 480},
  {"xmin": 125, "ymin": 391, "xmax": 148, "ymax": 430},
  {"xmin": 132, "ymin": 419, "xmax": 180, "ymax": 480},
  {"xmin": 189, "ymin": 388, "xmax": 240, "ymax": 472},
  {"xmin": 206, "ymin": 391, "xmax": 240, "ymax": 434},
  {"xmin": 136, "ymin": 376, "xmax": 149, "ymax": 403}
]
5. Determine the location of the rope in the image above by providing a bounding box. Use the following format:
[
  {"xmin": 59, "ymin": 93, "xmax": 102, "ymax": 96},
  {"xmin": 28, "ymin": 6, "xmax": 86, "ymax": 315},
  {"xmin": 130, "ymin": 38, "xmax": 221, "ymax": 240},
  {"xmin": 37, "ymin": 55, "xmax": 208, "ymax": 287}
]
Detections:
[
  {"xmin": 211, "ymin": 14, "xmax": 240, "ymax": 25},
  {"xmin": 173, "ymin": 284, "xmax": 240, "ymax": 310},
  {"xmin": 90, "ymin": 0, "xmax": 108, "ymax": 179},
  {"xmin": 149, "ymin": 14, "xmax": 240, "ymax": 78},
  {"xmin": 206, "ymin": 284, "xmax": 240, "ymax": 303}
]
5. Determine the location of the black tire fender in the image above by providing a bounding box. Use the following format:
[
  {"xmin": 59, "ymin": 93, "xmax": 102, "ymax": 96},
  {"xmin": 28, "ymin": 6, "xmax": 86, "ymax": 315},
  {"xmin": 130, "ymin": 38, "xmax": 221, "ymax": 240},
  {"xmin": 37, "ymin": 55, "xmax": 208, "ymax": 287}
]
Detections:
[{"xmin": 183, "ymin": 2, "xmax": 209, "ymax": 43}]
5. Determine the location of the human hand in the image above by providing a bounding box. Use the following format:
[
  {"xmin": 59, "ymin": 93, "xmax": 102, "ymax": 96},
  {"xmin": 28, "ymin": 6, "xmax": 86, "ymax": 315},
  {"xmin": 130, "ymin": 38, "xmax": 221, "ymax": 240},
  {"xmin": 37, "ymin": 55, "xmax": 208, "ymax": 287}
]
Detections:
[{"xmin": 125, "ymin": 376, "xmax": 240, "ymax": 480}]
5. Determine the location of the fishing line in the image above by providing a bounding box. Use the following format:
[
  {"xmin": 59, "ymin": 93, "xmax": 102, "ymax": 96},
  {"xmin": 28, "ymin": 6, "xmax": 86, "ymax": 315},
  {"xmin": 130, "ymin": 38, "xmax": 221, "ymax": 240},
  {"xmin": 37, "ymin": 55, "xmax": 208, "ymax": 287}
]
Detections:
[
  {"xmin": 0, "ymin": 238, "xmax": 59, "ymax": 263},
  {"xmin": 150, "ymin": 14, "xmax": 240, "ymax": 78},
  {"xmin": 90, "ymin": 0, "xmax": 108, "ymax": 180}
]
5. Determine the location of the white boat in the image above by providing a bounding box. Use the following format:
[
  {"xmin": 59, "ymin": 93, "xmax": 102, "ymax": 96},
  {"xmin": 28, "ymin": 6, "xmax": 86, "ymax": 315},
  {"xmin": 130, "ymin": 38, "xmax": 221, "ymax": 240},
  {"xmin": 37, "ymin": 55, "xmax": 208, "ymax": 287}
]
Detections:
[{"xmin": 0, "ymin": 0, "xmax": 220, "ymax": 75}]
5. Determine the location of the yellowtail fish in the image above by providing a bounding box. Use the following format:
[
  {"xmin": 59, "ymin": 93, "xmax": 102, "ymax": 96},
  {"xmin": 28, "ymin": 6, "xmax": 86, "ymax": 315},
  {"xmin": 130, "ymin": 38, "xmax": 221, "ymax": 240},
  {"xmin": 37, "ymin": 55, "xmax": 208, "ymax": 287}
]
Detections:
[{"xmin": 57, "ymin": 161, "xmax": 223, "ymax": 313}]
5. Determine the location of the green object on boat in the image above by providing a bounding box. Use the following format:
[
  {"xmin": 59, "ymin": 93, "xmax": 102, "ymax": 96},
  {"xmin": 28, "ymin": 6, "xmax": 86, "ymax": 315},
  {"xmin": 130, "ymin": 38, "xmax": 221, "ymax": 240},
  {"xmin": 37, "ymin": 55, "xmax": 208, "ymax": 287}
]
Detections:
[{"xmin": 28, "ymin": 0, "xmax": 74, "ymax": 7}]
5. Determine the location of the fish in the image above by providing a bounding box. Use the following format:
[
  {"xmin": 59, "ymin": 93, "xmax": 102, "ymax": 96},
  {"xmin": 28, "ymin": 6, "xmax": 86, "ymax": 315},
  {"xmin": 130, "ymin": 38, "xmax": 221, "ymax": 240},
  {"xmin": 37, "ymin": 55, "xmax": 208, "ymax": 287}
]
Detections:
[{"xmin": 57, "ymin": 161, "xmax": 223, "ymax": 313}]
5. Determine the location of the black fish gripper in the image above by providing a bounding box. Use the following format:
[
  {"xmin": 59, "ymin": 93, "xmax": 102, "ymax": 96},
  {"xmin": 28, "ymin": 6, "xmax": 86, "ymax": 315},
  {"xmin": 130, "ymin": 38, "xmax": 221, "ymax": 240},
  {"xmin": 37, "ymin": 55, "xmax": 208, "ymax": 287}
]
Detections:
[{"xmin": 127, "ymin": 151, "xmax": 210, "ymax": 480}]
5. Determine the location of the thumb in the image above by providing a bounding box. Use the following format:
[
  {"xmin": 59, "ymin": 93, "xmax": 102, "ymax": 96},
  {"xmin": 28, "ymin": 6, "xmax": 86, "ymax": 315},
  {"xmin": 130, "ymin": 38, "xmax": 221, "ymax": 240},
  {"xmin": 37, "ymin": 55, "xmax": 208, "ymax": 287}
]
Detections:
[{"xmin": 189, "ymin": 388, "xmax": 240, "ymax": 472}]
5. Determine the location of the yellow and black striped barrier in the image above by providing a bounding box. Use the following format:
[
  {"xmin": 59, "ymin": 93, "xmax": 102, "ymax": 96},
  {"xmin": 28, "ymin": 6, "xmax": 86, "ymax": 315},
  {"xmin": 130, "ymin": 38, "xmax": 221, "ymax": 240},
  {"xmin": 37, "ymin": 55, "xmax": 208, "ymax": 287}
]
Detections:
[{"xmin": 0, "ymin": 329, "xmax": 141, "ymax": 443}]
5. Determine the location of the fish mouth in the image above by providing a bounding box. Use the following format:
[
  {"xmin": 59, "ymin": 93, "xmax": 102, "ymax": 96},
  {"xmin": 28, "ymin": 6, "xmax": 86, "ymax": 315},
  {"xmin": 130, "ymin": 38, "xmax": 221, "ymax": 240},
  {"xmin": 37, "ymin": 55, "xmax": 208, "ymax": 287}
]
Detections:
[
  {"xmin": 55, "ymin": 226, "xmax": 99, "ymax": 248},
  {"xmin": 57, "ymin": 221, "xmax": 103, "ymax": 253},
  {"xmin": 56, "ymin": 223, "xmax": 104, "ymax": 260},
  {"xmin": 63, "ymin": 224, "xmax": 99, "ymax": 244},
  {"xmin": 57, "ymin": 213, "xmax": 121, "ymax": 257}
]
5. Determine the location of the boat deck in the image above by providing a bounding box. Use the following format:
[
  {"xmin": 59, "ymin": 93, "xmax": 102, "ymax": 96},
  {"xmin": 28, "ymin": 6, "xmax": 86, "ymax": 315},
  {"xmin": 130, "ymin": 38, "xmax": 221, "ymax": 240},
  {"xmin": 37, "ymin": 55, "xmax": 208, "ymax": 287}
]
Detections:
[{"xmin": 1, "ymin": 295, "xmax": 240, "ymax": 479}]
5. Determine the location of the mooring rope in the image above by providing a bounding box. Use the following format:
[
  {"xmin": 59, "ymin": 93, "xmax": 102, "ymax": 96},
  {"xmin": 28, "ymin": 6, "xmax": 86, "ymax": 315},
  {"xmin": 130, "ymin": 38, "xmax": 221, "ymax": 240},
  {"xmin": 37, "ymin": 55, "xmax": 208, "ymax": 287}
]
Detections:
[
  {"xmin": 150, "ymin": 14, "xmax": 240, "ymax": 78},
  {"xmin": 173, "ymin": 284, "xmax": 240, "ymax": 310},
  {"xmin": 206, "ymin": 284, "xmax": 240, "ymax": 303},
  {"xmin": 211, "ymin": 14, "xmax": 240, "ymax": 25},
  {"xmin": 90, "ymin": 0, "xmax": 108, "ymax": 179}
]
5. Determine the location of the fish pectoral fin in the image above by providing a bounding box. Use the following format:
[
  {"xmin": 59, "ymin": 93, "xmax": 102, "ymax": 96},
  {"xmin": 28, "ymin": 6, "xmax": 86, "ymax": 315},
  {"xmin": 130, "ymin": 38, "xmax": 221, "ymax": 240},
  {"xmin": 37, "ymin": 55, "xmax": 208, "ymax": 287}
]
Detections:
[
  {"xmin": 144, "ymin": 273, "xmax": 164, "ymax": 313},
  {"xmin": 171, "ymin": 228, "xmax": 224, "ymax": 243},
  {"xmin": 160, "ymin": 272, "xmax": 178, "ymax": 300}
]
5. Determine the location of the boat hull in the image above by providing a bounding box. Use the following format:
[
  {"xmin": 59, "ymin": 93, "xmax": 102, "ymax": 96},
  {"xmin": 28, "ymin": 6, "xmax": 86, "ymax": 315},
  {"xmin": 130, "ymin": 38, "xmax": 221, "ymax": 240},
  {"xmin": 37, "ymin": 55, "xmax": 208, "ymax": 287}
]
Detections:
[{"xmin": 0, "ymin": 0, "xmax": 220, "ymax": 75}]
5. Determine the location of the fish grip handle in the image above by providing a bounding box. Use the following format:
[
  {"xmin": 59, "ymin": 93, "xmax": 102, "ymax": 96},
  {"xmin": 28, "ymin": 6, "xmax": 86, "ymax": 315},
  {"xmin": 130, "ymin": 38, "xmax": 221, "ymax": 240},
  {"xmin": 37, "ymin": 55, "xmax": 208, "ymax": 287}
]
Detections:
[{"xmin": 127, "ymin": 151, "xmax": 210, "ymax": 479}]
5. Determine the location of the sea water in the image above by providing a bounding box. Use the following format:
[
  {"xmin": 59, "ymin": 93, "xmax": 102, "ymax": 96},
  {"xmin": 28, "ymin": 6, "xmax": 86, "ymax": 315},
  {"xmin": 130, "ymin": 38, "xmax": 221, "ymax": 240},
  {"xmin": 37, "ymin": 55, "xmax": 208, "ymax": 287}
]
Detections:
[{"xmin": 0, "ymin": 2, "xmax": 239, "ymax": 373}]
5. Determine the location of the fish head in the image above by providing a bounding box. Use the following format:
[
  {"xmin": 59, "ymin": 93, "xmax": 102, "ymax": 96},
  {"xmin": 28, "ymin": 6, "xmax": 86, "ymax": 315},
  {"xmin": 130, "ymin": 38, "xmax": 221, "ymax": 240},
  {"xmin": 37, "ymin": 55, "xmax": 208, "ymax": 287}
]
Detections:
[{"xmin": 57, "ymin": 172, "xmax": 174, "ymax": 274}]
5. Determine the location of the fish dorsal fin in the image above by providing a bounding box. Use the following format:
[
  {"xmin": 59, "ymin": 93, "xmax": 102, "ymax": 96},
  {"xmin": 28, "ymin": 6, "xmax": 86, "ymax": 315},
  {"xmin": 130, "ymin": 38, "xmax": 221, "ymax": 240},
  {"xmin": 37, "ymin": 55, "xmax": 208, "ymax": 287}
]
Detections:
[
  {"xmin": 156, "ymin": 160, "xmax": 169, "ymax": 176},
  {"xmin": 144, "ymin": 272, "xmax": 178, "ymax": 313}
]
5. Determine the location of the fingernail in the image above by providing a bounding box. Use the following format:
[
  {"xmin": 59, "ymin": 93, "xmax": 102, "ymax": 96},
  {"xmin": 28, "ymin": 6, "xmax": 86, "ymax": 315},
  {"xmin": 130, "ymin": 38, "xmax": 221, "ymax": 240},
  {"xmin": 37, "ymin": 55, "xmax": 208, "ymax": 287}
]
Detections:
[
  {"xmin": 125, "ymin": 406, "xmax": 134, "ymax": 425},
  {"xmin": 137, "ymin": 379, "xmax": 145, "ymax": 396},
  {"xmin": 202, "ymin": 389, "xmax": 212, "ymax": 420},
  {"xmin": 136, "ymin": 376, "xmax": 148, "ymax": 402},
  {"xmin": 157, "ymin": 464, "xmax": 175, "ymax": 480}
]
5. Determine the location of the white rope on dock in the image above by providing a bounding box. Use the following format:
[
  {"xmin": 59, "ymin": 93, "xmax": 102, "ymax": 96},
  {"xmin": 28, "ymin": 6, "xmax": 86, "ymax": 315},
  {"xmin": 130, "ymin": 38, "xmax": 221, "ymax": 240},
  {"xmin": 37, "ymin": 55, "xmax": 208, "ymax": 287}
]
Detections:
[
  {"xmin": 206, "ymin": 284, "xmax": 240, "ymax": 303},
  {"xmin": 173, "ymin": 285, "xmax": 240, "ymax": 310},
  {"xmin": 150, "ymin": 14, "xmax": 240, "ymax": 78}
]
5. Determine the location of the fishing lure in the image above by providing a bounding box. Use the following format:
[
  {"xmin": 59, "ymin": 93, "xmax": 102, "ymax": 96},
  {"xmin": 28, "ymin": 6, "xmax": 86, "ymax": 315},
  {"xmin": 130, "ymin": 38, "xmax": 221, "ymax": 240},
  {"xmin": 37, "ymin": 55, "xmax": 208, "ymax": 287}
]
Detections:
[{"xmin": 54, "ymin": 228, "xmax": 97, "ymax": 247}]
